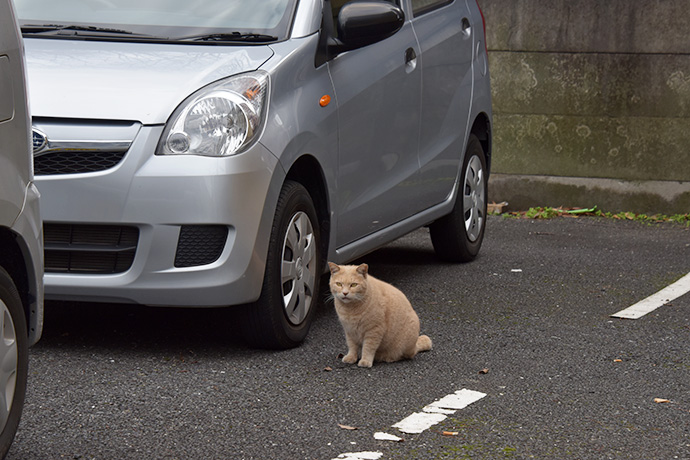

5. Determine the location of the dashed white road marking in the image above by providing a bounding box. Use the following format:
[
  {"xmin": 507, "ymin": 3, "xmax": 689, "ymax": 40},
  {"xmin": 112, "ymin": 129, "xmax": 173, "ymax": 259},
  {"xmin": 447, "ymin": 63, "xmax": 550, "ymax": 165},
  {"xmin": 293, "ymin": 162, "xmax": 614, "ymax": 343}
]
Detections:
[
  {"xmin": 425, "ymin": 388, "xmax": 487, "ymax": 412},
  {"xmin": 373, "ymin": 432, "xmax": 403, "ymax": 442},
  {"xmin": 333, "ymin": 452, "xmax": 383, "ymax": 460},
  {"xmin": 392, "ymin": 412, "xmax": 447, "ymax": 434},
  {"xmin": 333, "ymin": 388, "xmax": 486, "ymax": 459},
  {"xmin": 611, "ymin": 272, "xmax": 690, "ymax": 319},
  {"xmin": 394, "ymin": 388, "xmax": 487, "ymax": 434}
]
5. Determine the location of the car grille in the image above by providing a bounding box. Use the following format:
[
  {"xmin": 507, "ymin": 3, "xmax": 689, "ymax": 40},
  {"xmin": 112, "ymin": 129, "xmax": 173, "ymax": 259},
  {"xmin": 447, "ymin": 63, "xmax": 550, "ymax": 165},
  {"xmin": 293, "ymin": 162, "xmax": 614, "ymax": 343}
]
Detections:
[
  {"xmin": 34, "ymin": 151, "xmax": 126, "ymax": 176},
  {"xmin": 44, "ymin": 224, "xmax": 139, "ymax": 274},
  {"xmin": 174, "ymin": 225, "xmax": 229, "ymax": 268}
]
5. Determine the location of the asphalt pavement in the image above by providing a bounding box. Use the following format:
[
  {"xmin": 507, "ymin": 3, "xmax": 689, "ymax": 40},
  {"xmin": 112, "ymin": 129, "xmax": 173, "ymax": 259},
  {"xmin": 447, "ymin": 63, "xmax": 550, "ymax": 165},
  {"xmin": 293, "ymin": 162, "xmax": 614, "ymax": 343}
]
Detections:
[{"xmin": 10, "ymin": 216, "xmax": 690, "ymax": 459}]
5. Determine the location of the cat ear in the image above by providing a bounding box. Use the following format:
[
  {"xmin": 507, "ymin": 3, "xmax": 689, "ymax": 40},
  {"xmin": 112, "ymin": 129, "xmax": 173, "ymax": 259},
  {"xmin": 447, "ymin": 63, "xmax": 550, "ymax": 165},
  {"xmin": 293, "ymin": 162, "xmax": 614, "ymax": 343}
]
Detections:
[
  {"xmin": 328, "ymin": 262, "xmax": 340, "ymax": 274},
  {"xmin": 356, "ymin": 263, "xmax": 369, "ymax": 277}
]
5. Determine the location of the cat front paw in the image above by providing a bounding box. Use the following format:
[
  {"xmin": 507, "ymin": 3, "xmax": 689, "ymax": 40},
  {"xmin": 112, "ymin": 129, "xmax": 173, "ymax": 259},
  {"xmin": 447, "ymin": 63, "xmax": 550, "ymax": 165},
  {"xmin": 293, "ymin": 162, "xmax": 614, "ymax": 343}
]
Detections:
[
  {"xmin": 342, "ymin": 353, "xmax": 358, "ymax": 364},
  {"xmin": 357, "ymin": 359, "xmax": 373, "ymax": 368}
]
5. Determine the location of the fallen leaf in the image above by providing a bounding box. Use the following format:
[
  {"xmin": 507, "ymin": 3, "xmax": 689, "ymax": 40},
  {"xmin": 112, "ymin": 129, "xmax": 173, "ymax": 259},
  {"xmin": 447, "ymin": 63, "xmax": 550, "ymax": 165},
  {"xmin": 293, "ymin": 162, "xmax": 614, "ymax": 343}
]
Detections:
[
  {"xmin": 442, "ymin": 431, "xmax": 459, "ymax": 436},
  {"xmin": 338, "ymin": 424, "xmax": 358, "ymax": 431},
  {"xmin": 324, "ymin": 366, "xmax": 333, "ymax": 372},
  {"xmin": 654, "ymin": 398, "xmax": 671, "ymax": 404},
  {"xmin": 478, "ymin": 368, "xmax": 489, "ymax": 374}
]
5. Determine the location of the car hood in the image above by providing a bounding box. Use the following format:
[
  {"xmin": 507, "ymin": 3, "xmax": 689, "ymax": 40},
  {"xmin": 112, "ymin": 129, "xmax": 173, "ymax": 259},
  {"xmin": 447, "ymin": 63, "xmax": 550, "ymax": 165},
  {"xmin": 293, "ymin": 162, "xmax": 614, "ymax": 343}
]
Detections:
[{"xmin": 24, "ymin": 39, "xmax": 274, "ymax": 124}]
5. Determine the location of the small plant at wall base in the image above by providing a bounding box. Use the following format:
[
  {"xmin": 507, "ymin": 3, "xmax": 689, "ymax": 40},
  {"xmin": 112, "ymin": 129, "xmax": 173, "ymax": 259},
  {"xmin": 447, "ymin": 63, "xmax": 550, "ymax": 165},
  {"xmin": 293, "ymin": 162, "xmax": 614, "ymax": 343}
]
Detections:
[{"xmin": 501, "ymin": 205, "xmax": 690, "ymax": 226}]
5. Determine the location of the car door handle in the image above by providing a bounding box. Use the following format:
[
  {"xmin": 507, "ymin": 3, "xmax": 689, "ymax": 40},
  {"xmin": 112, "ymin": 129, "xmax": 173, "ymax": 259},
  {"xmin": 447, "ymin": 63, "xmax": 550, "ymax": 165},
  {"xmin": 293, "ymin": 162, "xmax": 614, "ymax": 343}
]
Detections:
[
  {"xmin": 461, "ymin": 17, "xmax": 471, "ymax": 37},
  {"xmin": 405, "ymin": 47, "xmax": 417, "ymax": 73}
]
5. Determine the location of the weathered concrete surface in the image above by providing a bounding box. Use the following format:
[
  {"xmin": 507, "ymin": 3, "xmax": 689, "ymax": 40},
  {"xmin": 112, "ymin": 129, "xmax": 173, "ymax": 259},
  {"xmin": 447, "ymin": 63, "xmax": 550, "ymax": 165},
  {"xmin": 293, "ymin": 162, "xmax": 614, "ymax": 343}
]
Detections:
[
  {"xmin": 493, "ymin": 114, "xmax": 690, "ymax": 181},
  {"xmin": 482, "ymin": 0, "xmax": 690, "ymax": 213},
  {"xmin": 490, "ymin": 52, "xmax": 690, "ymax": 118},
  {"xmin": 484, "ymin": 0, "xmax": 690, "ymax": 54}
]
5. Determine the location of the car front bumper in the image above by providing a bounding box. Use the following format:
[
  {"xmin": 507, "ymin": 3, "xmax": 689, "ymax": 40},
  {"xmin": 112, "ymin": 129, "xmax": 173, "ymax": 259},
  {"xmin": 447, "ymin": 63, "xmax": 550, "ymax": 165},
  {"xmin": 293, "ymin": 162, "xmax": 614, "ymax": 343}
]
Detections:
[{"xmin": 35, "ymin": 123, "xmax": 279, "ymax": 307}]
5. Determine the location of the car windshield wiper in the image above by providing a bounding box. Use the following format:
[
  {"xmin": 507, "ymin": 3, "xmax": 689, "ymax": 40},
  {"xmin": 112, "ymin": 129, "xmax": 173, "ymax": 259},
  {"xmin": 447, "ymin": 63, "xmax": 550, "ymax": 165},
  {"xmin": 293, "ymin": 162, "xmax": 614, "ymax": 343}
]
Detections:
[
  {"xmin": 21, "ymin": 24, "xmax": 156, "ymax": 39},
  {"xmin": 179, "ymin": 32, "xmax": 278, "ymax": 43}
]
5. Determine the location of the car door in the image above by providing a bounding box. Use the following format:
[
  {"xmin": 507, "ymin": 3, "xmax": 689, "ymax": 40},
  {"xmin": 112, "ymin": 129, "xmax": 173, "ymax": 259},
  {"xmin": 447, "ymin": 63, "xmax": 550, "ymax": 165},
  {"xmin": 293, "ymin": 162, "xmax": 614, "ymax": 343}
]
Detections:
[
  {"xmin": 327, "ymin": 0, "xmax": 422, "ymax": 247},
  {"xmin": 410, "ymin": 0, "xmax": 475, "ymax": 207}
]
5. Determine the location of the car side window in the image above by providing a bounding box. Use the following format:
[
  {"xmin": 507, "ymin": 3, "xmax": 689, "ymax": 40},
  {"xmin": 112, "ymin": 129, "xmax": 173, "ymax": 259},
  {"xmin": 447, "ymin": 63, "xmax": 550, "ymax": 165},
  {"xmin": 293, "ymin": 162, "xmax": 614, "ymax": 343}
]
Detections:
[{"xmin": 411, "ymin": 0, "xmax": 452, "ymax": 16}]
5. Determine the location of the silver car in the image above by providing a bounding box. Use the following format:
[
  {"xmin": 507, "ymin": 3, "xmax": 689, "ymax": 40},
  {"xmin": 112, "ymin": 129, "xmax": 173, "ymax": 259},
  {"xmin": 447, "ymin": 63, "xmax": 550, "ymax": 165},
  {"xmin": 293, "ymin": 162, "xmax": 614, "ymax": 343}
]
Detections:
[
  {"xmin": 0, "ymin": 0, "xmax": 44, "ymax": 456},
  {"xmin": 17, "ymin": 0, "xmax": 492, "ymax": 349}
]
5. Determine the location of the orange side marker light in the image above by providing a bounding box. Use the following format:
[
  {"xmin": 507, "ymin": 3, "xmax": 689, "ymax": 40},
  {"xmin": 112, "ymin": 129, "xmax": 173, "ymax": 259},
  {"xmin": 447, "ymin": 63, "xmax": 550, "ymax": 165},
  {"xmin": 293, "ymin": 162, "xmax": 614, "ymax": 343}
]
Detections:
[
  {"xmin": 319, "ymin": 95, "xmax": 331, "ymax": 107},
  {"xmin": 245, "ymin": 86, "xmax": 261, "ymax": 100}
]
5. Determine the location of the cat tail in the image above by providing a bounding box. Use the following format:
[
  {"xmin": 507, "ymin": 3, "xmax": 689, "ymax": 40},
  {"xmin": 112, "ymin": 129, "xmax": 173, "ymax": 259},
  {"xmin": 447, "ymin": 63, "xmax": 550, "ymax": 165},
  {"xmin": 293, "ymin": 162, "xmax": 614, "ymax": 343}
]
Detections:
[{"xmin": 416, "ymin": 334, "xmax": 432, "ymax": 353}]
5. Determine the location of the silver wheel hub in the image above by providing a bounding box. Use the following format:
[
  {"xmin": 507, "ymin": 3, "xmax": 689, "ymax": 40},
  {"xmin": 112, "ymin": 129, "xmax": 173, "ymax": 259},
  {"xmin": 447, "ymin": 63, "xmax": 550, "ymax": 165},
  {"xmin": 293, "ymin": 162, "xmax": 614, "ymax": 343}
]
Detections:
[
  {"xmin": 463, "ymin": 155, "xmax": 486, "ymax": 243},
  {"xmin": 281, "ymin": 211, "xmax": 316, "ymax": 326},
  {"xmin": 295, "ymin": 257, "xmax": 304, "ymax": 279}
]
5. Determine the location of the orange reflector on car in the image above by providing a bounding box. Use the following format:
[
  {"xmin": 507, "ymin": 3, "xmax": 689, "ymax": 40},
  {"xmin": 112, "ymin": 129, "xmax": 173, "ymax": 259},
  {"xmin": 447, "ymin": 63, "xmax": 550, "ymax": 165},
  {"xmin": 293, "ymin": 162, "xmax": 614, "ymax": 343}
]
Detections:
[
  {"xmin": 245, "ymin": 85, "xmax": 261, "ymax": 100},
  {"xmin": 319, "ymin": 95, "xmax": 331, "ymax": 107}
]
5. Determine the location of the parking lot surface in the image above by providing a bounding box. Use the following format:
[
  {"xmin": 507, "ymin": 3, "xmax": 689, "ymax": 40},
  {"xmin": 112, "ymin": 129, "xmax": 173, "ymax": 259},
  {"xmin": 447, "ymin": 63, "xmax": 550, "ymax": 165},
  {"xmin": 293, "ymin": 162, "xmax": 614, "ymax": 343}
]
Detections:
[{"xmin": 10, "ymin": 216, "xmax": 690, "ymax": 459}]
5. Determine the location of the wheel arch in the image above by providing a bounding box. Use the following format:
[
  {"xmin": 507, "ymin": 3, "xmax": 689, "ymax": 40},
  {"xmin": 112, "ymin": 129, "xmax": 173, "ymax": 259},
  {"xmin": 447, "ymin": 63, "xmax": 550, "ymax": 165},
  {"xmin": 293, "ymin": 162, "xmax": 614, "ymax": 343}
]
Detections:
[
  {"xmin": 469, "ymin": 112, "xmax": 492, "ymax": 175},
  {"xmin": 0, "ymin": 227, "xmax": 34, "ymax": 340},
  {"xmin": 284, "ymin": 154, "xmax": 331, "ymax": 264}
]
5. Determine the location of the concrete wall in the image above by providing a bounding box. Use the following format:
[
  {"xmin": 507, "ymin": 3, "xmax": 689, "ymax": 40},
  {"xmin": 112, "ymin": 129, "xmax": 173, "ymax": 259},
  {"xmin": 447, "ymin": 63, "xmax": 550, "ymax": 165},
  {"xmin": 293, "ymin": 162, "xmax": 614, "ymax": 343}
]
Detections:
[{"xmin": 482, "ymin": 0, "xmax": 690, "ymax": 214}]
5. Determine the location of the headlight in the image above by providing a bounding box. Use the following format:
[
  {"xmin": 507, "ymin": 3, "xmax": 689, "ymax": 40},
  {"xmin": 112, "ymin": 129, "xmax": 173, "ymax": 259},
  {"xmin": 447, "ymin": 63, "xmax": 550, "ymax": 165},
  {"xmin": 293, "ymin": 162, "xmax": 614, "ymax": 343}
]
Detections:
[{"xmin": 157, "ymin": 71, "xmax": 269, "ymax": 157}]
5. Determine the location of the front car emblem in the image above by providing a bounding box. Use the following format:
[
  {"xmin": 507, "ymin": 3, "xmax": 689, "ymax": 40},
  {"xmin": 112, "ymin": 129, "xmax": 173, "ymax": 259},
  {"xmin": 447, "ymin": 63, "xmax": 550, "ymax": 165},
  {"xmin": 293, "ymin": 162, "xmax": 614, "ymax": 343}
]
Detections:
[{"xmin": 32, "ymin": 128, "xmax": 48, "ymax": 155}]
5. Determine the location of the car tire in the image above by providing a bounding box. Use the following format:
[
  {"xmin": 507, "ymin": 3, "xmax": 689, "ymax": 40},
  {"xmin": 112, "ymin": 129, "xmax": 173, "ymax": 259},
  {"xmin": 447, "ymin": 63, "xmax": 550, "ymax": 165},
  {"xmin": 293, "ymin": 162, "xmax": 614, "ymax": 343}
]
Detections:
[
  {"xmin": 430, "ymin": 134, "xmax": 488, "ymax": 262},
  {"xmin": 0, "ymin": 267, "xmax": 28, "ymax": 459},
  {"xmin": 242, "ymin": 180, "xmax": 322, "ymax": 349}
]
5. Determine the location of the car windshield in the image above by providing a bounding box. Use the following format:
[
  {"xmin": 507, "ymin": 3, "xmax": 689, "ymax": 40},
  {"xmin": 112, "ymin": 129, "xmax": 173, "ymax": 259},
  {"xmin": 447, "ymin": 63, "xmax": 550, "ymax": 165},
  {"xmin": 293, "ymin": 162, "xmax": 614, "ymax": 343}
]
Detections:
[{"xmin": 15, "ymin": 0, "xmax": 297, "ymax": 42}]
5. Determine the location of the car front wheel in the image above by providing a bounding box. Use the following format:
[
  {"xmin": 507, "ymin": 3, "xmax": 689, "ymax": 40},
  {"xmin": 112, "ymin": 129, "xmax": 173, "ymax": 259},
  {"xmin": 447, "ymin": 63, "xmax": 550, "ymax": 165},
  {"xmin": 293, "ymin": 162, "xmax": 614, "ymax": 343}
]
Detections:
[
  {"xmin": 0, "ymin": 267, "xmax": 28, "ymax": 459},
  {"xmin": 242, "ymin": 180, "xmax": 321, "ymax": 349},
  {"xmin": 430, "ymin": 134, "xmax": 488, "ymax": 262}
]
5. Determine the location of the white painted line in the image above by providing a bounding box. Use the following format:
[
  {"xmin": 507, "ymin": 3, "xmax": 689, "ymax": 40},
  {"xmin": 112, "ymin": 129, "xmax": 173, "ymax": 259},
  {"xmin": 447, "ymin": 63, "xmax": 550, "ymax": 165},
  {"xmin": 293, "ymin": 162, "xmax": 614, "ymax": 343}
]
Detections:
[
  {"xmin": 393, "ymin": 388, "xmax": 487, "ymax": 434},
  {"xmin": 332, "ymin": 452, "xmax": 383, "ymax": 460},
  {"xmin": 611, "ymin": 272, "xmax": 690, "ymax": 319},
  {"xmin": 335, "ymin": 388, "xmax": 486, "ymax": 459},
  {"xmin": 374, "ymin": 432, "xmax": 403, "ymax": 442},
  {"xmin": 425, "ymin": 389, "xmax": 487, "ymax": 411},
  {"xmin": 423, "ymin": 406, "xmax": 455, "ymax": 415},
  {"xmin": 393, "ymin": 412, "xmax": 447, "ymax": 434}
]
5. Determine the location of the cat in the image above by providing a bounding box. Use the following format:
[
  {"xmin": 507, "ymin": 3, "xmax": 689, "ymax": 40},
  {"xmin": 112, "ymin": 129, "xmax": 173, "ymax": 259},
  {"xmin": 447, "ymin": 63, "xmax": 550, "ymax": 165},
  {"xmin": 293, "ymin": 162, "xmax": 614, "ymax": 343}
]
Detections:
[{"xmin": 328, "ymin": 262, "xmax": 432, "ymax": 368}]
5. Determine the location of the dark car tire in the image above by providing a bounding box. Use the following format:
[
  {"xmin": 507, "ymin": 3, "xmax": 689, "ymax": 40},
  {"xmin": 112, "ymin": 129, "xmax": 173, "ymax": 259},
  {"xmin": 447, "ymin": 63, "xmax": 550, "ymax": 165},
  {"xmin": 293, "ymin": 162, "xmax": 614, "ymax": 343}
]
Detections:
[
  {"xmin": 242, "ymin": 181, "xmax": 322, "ymax": 349},
  {"xmin": 430, "ymin": 134, "xmax": 488, "ymax": 262},
  {"xmin": 0, "ymin": 267, "xmax": 28, "ymax": 460}
]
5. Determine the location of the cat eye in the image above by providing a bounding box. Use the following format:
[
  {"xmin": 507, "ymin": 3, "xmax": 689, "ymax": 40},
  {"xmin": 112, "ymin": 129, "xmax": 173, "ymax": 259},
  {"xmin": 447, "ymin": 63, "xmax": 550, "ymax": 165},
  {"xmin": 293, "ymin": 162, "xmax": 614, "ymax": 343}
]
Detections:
[
  {"xmin": 336, "ymin": 282, "xmax": 342, "ymax": 287},
  {"xmin": 350, "ymin": 283, "xmax": 358, "ymax": 287}
]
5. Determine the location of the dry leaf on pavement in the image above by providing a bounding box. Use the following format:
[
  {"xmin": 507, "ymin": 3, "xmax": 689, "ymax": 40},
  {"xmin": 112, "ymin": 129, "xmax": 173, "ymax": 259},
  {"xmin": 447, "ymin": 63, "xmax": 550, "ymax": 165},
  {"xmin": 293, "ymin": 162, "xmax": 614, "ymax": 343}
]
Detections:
[{"xmin": 338, "ymin": 424, "xmax": 358, "ymax": 430}]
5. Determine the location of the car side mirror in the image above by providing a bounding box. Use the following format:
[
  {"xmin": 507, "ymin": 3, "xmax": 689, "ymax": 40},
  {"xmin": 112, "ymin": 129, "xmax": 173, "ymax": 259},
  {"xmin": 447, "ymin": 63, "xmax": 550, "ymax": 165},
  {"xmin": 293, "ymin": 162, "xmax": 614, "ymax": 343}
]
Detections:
[{"xmin": 331, "ymin": 0, "xmax": 405, "ymax": 54}]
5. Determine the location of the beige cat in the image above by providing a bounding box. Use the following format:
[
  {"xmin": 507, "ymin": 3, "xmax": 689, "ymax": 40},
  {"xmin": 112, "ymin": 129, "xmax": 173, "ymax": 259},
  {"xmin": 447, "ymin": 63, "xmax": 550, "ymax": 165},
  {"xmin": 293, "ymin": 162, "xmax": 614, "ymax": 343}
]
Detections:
[{"xmin": 328, "ymin": 262, "xmax": 432, "ymax": 368}]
